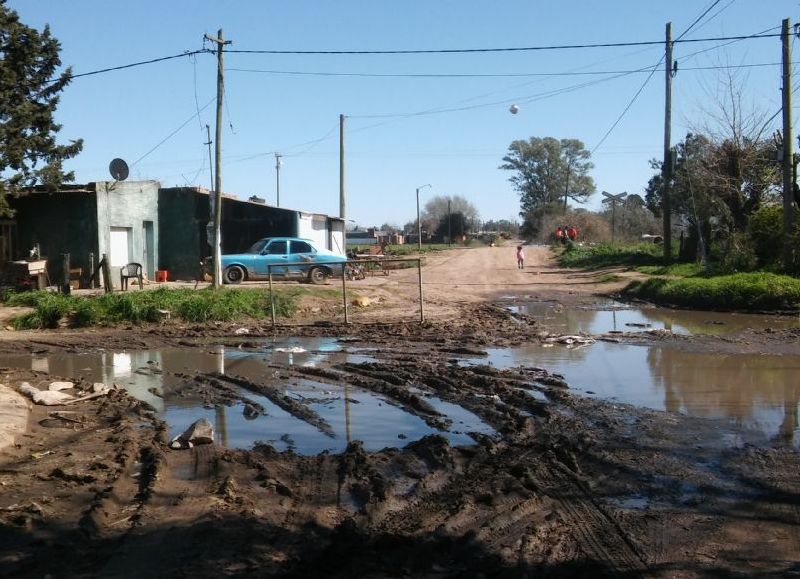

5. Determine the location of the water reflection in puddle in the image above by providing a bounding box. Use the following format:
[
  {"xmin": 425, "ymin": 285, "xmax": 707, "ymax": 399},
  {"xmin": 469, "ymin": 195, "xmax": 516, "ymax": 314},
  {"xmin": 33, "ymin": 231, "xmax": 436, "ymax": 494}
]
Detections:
[
  {"xmin": 471, "ymin": 342, "xmax": 800, "ymax": 446},
  {"xmin": 506, "ymin": 300, "xmax": 800, "ymax": 336},
  {"xmin": 165, "ymin": 381, "xmax": 453, "ymax": 454},
  {"xmin": 0, "ymin": 338, "xmax": 492, "ymax": 454}
]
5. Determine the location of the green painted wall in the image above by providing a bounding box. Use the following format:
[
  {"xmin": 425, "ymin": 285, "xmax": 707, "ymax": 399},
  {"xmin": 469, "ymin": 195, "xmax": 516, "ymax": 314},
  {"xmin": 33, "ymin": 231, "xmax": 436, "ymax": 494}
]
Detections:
[
  {"xmin": 10, "ymin": 191, "xmax": 99, "ymax": 285},
  {"xmin": 158, "ymin": 188, "xmax": 298, "ymax": 281}
]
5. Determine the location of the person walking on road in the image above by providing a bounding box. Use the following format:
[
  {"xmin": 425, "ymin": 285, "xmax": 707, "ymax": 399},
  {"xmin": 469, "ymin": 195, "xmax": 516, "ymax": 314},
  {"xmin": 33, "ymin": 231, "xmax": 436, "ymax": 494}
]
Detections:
[{"xmin": 516, "ymin": 245, "xmax": 525, "ymax": 269}]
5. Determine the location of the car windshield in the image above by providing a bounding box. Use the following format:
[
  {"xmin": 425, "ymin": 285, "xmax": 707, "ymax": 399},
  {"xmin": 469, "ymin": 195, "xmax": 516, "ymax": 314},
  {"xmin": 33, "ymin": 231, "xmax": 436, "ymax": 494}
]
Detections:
[{"xmin": 246, "ymin": 239, "xmax": 269, "ymax": 253}]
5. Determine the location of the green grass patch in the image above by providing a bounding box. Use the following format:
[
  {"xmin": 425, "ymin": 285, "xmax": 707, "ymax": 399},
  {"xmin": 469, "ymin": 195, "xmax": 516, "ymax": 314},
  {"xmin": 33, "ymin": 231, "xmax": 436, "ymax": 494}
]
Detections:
[
  {"xmin": 634, "ymin": 262, "xmax": 705, "ymax": 277},
  {"xmin": 596, "ymin": 273, "xmax": 623, "ymax": 283},
  {"xmin": 385, "ymin": 243, "xmax": 452, "ymax": 256},
  {"xmin": 623, "ymin": 272, "xmax": 800, "ymax": 311},
  {"xmin": 2, "ymin": 287, "xmax": 300, "ymax": 328},
  {"xmin": 558, "ymin": 243, "xmax": 664, "ymax": 269}
]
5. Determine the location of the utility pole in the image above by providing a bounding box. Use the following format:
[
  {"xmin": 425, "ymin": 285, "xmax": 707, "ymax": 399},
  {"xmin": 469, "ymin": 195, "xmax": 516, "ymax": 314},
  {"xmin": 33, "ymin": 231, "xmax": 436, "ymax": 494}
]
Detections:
[
  {"xmin": 204, "ymin": 125, "xmax": 214, "ymax": 193},
  {"xmin": 447, "ymin": 198, "xmax": 452, "ymax": 247},
  {"xmin": 781, "ymin": 18, "xmax": 794, "ymax": 268},
  {"xmin": 416, "ymin": 184, "xmax": 431, "ymax": 251},
  {"xmin": 275, "ymin": 152, "xmax": 282, "ymax": 207},
  {"xmin": 662, "ymin": 22, "xmax": 673, "ymax": 263},
  {"xmin": 205, "ymin": 29, "xmax": 231, "ymax": 289},
  {"xmin": 339, "ymin": 114, "xmax": 346, "ymax": 249},
  {"xmin": 204, "ymin": 124, "xmax": 214, "ymax": 273}
]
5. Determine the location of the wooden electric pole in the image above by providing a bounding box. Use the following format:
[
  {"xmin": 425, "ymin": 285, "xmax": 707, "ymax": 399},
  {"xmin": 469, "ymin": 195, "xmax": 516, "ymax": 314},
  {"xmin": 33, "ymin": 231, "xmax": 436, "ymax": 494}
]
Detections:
[
  {"xmin": 205, "ymin": 29, "xmax": 231, "ymax": 289},
  {"xmin": 781, "ymin": 18, "xmax": 794, "ymax": 268},
  {"xmin": 339, "ymin": 114, "xmax": 346, "ymax": 248},
  {"xmin": 662, "ymin": 22, "xmax": 673, "ymax": 263}
]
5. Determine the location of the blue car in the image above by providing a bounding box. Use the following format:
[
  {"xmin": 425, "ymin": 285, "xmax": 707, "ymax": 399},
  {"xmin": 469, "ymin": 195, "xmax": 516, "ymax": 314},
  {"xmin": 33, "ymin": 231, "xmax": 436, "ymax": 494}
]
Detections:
[{"xmin": 219, "ymin": 237, "xmax": 346, "ymax": 285}]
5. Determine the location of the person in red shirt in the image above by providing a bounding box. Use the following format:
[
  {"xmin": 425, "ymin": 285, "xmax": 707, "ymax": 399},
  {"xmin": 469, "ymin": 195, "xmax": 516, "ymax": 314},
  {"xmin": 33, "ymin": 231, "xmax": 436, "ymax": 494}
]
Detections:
[
  {"xmin": 567, "ymin": 225, "xmax": 578, "ymax": 241},
  {"xmin": 555, "ymin": 227, "xmax": 564, "ymax": 244}
]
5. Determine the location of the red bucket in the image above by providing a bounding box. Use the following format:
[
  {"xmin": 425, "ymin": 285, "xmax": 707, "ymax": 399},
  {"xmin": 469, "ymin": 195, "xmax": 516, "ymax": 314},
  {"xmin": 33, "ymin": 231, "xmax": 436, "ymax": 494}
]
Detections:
[{"xmin": 155, "ymin": 270, "xmax": 168, "ymax": 283}]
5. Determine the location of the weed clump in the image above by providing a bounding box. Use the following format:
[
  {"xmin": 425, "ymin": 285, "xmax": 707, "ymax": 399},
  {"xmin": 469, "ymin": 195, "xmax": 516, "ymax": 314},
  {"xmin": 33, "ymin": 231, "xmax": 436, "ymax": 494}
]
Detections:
[
  {"xmin": 623, "ymin": 272, "xmax": 800, "ymax": 311},
  {"xmin": 2, "ymin": 287, "xmax": 299, "ymax": 328}
]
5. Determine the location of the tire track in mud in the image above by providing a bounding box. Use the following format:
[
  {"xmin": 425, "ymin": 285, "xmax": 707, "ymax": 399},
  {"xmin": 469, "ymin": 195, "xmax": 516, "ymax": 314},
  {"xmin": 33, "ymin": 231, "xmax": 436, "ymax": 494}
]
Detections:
[
  {"xmin": 315, "ymin": 350, "xmax": 653, "ymax": 576},
  {"xmin": 297, "ymin": 365, "xmax": 452, "ymax": 431},
  {"xmin": 523, "ymin": 452, "xmax": 651, "ymax": 577},
  {"xmin": 203, "ymin": 372, "xmax": 336, "ymax": 437},
  {"xmin": 274, "ymin": 451, "xmax": 347, "ymax": 563}
]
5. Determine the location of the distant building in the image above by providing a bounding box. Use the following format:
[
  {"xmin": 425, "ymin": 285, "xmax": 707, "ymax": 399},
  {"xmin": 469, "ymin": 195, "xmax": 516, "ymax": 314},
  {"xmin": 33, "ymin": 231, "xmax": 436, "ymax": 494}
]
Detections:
[{"xmin": 345, "ymin": 228, "xmax": 403, "ymax": 247}]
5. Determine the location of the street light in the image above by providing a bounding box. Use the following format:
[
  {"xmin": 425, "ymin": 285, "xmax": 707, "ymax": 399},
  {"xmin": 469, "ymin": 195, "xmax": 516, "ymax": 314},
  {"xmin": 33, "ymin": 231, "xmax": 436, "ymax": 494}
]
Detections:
[{"xmin": 416, "ymin": 184, "xmax": 431, "ymax": 251}]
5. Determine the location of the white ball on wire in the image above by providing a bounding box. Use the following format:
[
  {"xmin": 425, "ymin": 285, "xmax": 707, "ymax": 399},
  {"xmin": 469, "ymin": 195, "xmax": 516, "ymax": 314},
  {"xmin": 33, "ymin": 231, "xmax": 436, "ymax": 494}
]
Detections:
[{"xmin": 509, "ymin": 104, "xmax": 519, "ymax": 115}]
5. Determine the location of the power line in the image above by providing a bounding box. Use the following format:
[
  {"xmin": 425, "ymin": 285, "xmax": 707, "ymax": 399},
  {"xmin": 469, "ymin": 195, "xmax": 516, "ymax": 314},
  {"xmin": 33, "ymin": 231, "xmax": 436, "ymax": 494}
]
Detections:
[
  {"xmin": 228, "ymin": 61, "xmax": 788, "ymax": 79},
  {"xmin": 675, "ymin": 0, "xmax": 721, "ymax": 41},
  {"xmin": 678, "ymin": 25, "xmax": 780, "ymax": 62},
  {"xmin": 684, "ymin": 0, "xmax": 738, "ymax": 38},
  {"xmin": 225, "ymin": 32, "xmax": 779, "ymax": 56},
  {"xmin": 349, "ymin": 69, "xmax": 639, "ymax": 120},
  {"xmin": 225, "ymin": 122, "xmax": 340, "ymax": 164},
  {"xmin": 591, "ymin": 63, "xmax": 662, "ymax": 153},
  {"xmin": 590, "ymin": 2, "xmax": 734, "ymax": 154},
  {"xmin": 25, "ymin": 30, "xmax": 777, "ymax": 90},
  {"xmin": 131, "ymin": 97, "xmax": 215, "ymax": 168},
  {"xmin": 66, "ymin": 50, "xmax": 209, "ymax": 82}
]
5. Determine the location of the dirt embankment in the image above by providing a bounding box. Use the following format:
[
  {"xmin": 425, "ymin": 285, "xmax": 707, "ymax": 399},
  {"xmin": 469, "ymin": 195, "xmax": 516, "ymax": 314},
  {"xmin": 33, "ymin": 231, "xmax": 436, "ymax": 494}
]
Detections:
[{"xmin": 1, "ymin": 245, "xmax": 799, "ymax": 577}]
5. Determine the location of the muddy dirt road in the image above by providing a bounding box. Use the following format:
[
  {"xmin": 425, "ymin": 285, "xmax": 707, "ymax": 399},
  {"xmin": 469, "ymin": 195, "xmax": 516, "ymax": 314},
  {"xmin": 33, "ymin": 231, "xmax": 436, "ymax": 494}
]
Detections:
[
  {"xmin": 339, "ymin": 244, "xmax": 638, "ymax": 322},
  {"xmin": 1, "ymin": 245, "xmax": 798, "ymax": 578}
]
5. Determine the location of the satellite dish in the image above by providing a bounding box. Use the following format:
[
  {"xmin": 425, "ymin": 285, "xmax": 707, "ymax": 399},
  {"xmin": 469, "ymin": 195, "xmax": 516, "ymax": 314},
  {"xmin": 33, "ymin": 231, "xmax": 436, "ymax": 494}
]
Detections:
[
  {"xmin": 509, "ymin": 104, "xmax": 519, "ymax": 115},
  {"xmin": 109, "ymin": 158, "xmax": 129, "ymax": 181}
]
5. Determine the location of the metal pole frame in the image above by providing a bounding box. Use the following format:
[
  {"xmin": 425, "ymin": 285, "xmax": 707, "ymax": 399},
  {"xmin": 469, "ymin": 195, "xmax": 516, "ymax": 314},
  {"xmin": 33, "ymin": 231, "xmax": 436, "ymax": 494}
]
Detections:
[
  {"xmin": 418, "ymin": 258, "xmax": 424, "ymax": 323},
  {"xmin": 268, "ymin": 266, "xmax": 275, "ymax": 327},
  {"xmin": 341, "ymin": 262, "xmax": 349, "ymax": 324},
  {"xmin": 265, "ymin": 257, "xmax": 424, "ymax": 326}
]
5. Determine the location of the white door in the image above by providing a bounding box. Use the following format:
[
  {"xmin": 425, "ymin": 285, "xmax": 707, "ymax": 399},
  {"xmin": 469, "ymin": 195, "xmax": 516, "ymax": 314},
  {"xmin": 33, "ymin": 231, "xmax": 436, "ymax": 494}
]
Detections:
[{"xmin": 110, "ymin": 227, "xmax": 131, "ymax": 267}]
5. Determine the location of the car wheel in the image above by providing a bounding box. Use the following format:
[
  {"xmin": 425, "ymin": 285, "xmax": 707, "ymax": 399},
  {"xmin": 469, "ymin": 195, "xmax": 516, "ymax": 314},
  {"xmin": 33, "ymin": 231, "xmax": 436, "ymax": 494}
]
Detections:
[
  {"xmin": 308, "ymin": 266, "xmax": 327, "ymax": 285},
  {"xmin": 224, "ymin": 265, "xmax": 245, "ymax": 285}
]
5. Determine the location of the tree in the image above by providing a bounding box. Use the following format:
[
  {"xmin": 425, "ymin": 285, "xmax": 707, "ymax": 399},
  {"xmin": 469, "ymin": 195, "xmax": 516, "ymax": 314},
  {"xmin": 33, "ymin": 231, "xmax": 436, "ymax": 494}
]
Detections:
[
  {"xmin": 482, "ymin": 219, "xmax": 519, "ymax": 236},
  {"xmin": 500, "ymin": 137, "xmax": 595, "ymax": 236},
  {"xmin": 379, "ymin": 223, "xmax": 400, "ymax": 233},
  {"xmin": 601, "ymin": 194, "xmax": 660, "ymax": 243},
  {"xmin": 421, "ymin": 194, "xmax": 479, "ymax": 236},
  {"xmin": 645, "ymin": 132, "xmax": 780, "ymax": 262},
  {"xmin": 539, "ymin": 209, "xmax": 611, "ymax": 244},
  {"xmin": 434, "ymin": 212, "xmax": 469, "ymax": 240},
  {"xmin": 0, "ymin": 1, "xmax": 82, "ymax": 216}
]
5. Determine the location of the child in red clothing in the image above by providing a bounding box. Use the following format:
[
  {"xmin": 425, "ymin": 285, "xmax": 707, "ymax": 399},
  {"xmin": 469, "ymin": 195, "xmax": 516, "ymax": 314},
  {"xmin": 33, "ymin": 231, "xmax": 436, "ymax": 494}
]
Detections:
[{"xmin": 516, "ymin": 245, "xmax": 525, "ymax": 269}]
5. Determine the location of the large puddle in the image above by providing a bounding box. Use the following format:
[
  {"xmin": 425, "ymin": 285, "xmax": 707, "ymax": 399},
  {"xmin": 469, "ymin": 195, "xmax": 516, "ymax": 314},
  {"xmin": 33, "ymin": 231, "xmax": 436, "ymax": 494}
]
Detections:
[
  {"xmin": 3, "ymin": 304, "xmax": 798, "ymax": 451},
  {"xmin": 475, "ymin": 342, "xmax": 800, "ymax": 446},
  {"xmin": 1, "ymin": 338, "xmax": 494, "ymax": 454},
  {"xmin": 505, "ymin": 299, "xmax": 800, "ymax": 336}
]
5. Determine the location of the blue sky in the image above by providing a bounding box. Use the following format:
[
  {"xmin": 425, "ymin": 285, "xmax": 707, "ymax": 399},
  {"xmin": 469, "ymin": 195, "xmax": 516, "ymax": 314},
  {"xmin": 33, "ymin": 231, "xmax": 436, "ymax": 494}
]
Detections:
[{"xmin": 8, "ymin": 1, "xmax": 797, "ymax": 227}]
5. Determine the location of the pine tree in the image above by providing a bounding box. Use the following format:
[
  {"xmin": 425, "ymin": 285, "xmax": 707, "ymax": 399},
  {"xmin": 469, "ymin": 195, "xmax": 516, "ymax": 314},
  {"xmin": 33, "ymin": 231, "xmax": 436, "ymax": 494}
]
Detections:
[{"xmin": 0, "ymin": 1, "xmax": 82, "ymax": 216}]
